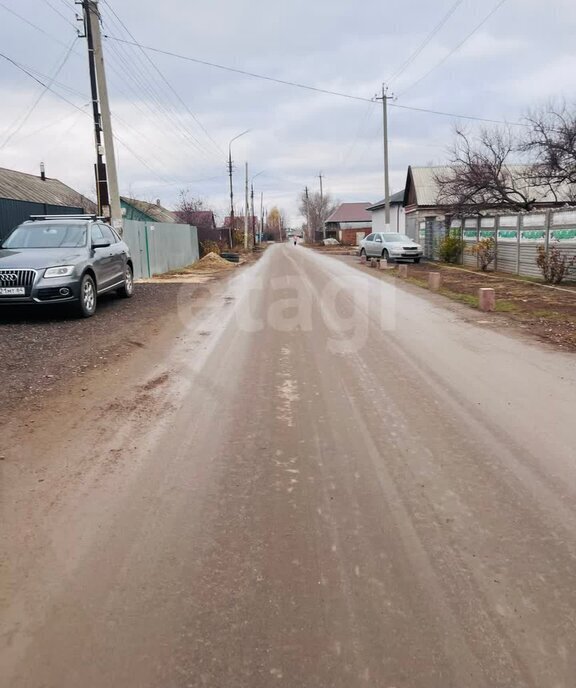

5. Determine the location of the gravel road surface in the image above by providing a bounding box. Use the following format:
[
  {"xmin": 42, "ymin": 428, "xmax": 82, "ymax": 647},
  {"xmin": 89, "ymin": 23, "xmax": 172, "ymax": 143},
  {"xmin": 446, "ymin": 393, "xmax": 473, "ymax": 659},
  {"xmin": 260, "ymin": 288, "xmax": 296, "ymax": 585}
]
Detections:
[{"xmin": 1, "ymin": 243, "xmax": 576, "ymax": 687}]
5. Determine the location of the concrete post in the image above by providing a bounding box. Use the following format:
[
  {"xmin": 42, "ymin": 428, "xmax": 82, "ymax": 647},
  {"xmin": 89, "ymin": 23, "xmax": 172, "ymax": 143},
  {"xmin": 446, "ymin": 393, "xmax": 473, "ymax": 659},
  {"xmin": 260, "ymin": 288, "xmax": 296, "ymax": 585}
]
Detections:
[
  {"xmin": 398, "ymin": 264, "xmax": 408, "ymax": 278},
  {"xmin": 478, "ymin": 288, "xmax": 496, "ymax": 312},
  {"xmin": 360, "ymin": 254, "xmax": 367, "ymax": 264},
  {"xmin": 379, "ymin": 258, "xmax": 389, "ymax": 270},
  {"xmin": 370, "ymin": 257, "xmax": 378, "ymax": 268},
  {"xmin": 428, "ymin": 272, "xmax": 442, "ymax": 290}
]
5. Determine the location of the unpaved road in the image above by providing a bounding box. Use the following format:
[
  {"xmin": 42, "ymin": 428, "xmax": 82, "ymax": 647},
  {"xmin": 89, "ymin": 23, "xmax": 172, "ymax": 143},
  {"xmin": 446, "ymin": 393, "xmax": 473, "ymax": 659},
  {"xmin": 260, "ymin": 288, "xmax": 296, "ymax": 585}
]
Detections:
[{"xmin": 1, "ymin": 244, "xmax": 576, "ymax": 688}]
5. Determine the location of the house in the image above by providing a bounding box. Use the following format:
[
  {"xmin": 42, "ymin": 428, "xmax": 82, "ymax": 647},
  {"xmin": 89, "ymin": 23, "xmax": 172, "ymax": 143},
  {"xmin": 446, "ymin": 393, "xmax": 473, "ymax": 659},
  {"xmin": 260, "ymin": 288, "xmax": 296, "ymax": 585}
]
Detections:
[
  {"xmin": 120, "ymin": 197, "xmax": 177, "ymax": 224},
  {"xmin": 402, "ymin": 165, "xmax": 570, "ymax": 246},
  {"xmin": 367, "ymin": 190, "xmax": 405, "ymax": 234},
  {"xmin": 0, "ymin": 165, "xmax": 96, "ymax": 242},
  {"xmin": 324, "ymin": 202, "xmax": 373, "ymax": 245}
]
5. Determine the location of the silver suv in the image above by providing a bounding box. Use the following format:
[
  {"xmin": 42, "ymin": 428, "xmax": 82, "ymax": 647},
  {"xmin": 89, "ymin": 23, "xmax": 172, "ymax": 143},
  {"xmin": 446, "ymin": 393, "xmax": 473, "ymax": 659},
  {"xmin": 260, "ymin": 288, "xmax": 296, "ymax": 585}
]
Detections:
[
  {"xmin": 359, "ymin": 232, "xmax": 423, "ymax": 263},
  {"xmin": 0, "ymin": 215, "xmax": 133, "ymax": 317}
]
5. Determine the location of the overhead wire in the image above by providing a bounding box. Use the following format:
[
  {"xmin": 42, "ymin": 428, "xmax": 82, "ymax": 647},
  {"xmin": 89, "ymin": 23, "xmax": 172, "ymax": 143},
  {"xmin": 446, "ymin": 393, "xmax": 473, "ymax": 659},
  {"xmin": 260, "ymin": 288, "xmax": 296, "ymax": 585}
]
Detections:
[
  {"xmin": 39, "ymin": 0, "xmax": 78, "ymax": 30},
  {"xmin": 399, "ymin": 0, "xmax": 509, "ymax": 95},
  {"xmin": 103, "ymin": 35, "xmax": 526, "ymax": 127},
  {"xmin": 0, "ymin": 37, "xmax": 77, "ymax": 150},
  {"xmin": 101, "ymin": 0, "xmax": 223, "ymax": 157},
  {"xmin": 386, "ymin": 0, "xmax": 464, "ymax": 84}
]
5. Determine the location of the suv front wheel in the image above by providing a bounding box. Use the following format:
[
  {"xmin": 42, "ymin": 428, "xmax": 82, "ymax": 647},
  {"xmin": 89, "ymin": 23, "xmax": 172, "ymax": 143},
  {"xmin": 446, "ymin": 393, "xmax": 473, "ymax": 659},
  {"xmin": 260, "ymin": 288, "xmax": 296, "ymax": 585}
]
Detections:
[{"xmin": 76, "ymin": 273, "xmax": 97, "ymax": 318}]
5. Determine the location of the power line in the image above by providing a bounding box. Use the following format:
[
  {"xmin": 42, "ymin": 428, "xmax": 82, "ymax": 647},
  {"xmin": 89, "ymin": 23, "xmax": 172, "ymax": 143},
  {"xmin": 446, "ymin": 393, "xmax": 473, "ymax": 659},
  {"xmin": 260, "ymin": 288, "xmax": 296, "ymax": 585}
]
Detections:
[
  {"xmin": 100, "ymin": 9, "xmax": 220, "ymax": 165},
  {"xmin": 103, "ymin": 34, "xmax": 525, "ymax": 127},
  {"xmin": 39, "ymin": 0, "xmax": 78, "ymax": 30},
  {"xmin": 101, "ymin": 0, "xmax": 223, "ymax": 156},
  {"xmin": 0, "ymin": 1, "xmax": 79, "ymax": 51},
  {"xmin": 0, "ymin": 38, "xmax": 77, "ymax": 151},
  {"xmin": 387, "ymin": 0, "xmax": 464, "ymax": 84},
  {"xmin": 399, "ymin": 0, "xmax": 509, "ymax": 95}
]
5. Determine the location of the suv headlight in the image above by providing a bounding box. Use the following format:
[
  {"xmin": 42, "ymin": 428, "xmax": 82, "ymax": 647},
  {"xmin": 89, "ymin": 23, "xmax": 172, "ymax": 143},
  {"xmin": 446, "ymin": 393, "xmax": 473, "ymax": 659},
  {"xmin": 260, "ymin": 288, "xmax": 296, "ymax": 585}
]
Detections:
[{"xmin": 44, "ymin": 266, "xmax": 75, "ymax": 278}]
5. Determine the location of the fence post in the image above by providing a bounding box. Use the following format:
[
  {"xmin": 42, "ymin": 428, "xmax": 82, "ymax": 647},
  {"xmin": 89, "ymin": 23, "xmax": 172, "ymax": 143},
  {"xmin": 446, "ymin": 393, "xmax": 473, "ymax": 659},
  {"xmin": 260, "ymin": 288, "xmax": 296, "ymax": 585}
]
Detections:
[
  {"xmin": 144, "ymin": 224, "xmax": 152, "ymax": 278},
  {"xmin": 545, "ymin": 209, "xmax": 551, "ymax": 257},
  {"xmin": 516, "ymin": 214, "xmax": 521, "ymax": 275},
  {"xmin": 494, "ymin": 215, "xmax": 499, "ymax": 272}
]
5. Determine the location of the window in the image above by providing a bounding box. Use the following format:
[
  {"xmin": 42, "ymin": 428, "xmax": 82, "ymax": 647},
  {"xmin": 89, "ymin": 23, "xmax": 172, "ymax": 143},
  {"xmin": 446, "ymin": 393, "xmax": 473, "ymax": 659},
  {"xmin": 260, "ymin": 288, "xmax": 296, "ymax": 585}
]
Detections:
[
  {"xmin": 100, "ymin": 225, "xmax": 116, "ymax": 244},
  {"xmin": 91, "ymin": 225, "xmax": 104, "ymax": 243},
  {"xmin": 374, "ymin": 235, "xmax": 383, "ymax": 243},
  {"xmin": 365, "ymin": 234, "xmax": 374, "ymax": 242},
  {"xmin": 3, "ymin": 223, "xmax": 87, "ymax": 249}
]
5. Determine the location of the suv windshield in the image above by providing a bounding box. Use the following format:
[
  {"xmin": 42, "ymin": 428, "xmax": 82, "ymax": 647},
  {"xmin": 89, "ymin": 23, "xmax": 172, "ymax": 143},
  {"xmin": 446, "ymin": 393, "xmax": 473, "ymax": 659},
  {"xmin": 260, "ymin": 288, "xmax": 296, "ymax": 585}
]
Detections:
[
  {"xmin": 3, "ymin": 223, "xmax": 88, "ymax": 249},
  {"xmin": 382, "ymin": 234, "xmax": 412, "ymax": 242}
]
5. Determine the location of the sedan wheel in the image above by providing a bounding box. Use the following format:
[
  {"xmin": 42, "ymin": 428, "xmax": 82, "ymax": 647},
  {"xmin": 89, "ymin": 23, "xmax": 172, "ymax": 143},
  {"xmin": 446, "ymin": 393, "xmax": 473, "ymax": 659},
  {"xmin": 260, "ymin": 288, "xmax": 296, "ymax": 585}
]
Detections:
[{"xmin": 77, "ymin": 274, "xmax": 97, "ymax": 318}]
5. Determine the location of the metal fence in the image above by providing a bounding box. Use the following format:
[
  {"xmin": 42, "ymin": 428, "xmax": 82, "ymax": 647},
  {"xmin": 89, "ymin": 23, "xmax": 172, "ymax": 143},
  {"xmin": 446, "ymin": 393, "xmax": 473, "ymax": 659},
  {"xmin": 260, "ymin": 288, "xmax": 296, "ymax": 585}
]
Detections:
[
  {"xmin": 458, "ymin": 210, "xmax": 576, "ymax": 278},
  {"xmin": 123, "ymin": 219, "xmax": 199, "ymax": 279}
]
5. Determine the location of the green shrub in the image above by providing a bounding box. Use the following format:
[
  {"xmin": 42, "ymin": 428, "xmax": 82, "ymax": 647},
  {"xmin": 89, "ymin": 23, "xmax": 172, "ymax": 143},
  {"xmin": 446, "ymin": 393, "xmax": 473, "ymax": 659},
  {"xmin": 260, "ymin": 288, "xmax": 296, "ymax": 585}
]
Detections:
[
  {"xmin": 536, "ymin": 245, "xmax": 576, "ymax": 284},
  {"xmin": 469, "ymin": 236, "xmax": 496, "ymax": 271},
  {"xmin": 438, "ymin": 235, "xmax": 464, "ymax": 263}
]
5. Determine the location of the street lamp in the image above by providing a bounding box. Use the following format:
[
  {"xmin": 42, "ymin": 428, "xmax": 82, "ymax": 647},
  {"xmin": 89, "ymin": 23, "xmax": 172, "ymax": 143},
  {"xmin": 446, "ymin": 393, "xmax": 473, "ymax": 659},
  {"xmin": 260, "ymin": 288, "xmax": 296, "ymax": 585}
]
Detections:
[{"xmin": 228, "ymin": 129, "xmax": 250, "ymax": 248}]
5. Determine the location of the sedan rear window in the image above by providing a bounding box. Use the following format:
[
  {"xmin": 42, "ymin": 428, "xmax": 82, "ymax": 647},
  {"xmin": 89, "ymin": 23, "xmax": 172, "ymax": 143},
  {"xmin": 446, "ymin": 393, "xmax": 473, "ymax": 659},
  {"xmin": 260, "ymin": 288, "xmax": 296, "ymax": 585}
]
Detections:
[{"xmin": 3, "ymin": 224, "xmax": 87, "ymax": 249}]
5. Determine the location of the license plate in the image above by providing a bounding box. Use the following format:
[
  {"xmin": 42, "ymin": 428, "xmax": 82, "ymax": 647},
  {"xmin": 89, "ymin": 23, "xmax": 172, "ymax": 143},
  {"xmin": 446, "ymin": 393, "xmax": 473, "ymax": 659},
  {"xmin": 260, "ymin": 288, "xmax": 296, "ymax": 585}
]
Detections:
[{"xmin": 0, "ymin": 287, "xmax": 25, "ymax": 295}]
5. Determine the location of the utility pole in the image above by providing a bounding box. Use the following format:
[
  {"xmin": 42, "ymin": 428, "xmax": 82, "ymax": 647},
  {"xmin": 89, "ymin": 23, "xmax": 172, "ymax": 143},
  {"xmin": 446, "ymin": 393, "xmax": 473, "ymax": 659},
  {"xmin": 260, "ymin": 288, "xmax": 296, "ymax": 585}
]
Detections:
[
  {"xmin": 250, "ymin": 183, "xmax": 256, "ymax": 246},
  {"xmin": 304, "ymin": 185, "xmax": 311, "ymax": 243},
  {"xmin": 375, "ymin": 83, "xmax": 394, "ymax": 228},
  {"xmin": 244, "ymin": 162, "xmax": 249, "ymax": 250},
  {"xmin": 81, "ymin": 0, "xmax": 122, "ymax": 231},
  {"xmin": 260, "ymin": 192, "xmax": 264, "ymax": 243},
  {"xmin": 227, "ymin": 129, "xmax": 250, "ymax": 249},
  {"xmin": 227, "ymin": 149, "xmax": 234, "ymax": 248},
  {"xmin": 318, "ymin": 173, "xmax": 325, "ymax": 240}
]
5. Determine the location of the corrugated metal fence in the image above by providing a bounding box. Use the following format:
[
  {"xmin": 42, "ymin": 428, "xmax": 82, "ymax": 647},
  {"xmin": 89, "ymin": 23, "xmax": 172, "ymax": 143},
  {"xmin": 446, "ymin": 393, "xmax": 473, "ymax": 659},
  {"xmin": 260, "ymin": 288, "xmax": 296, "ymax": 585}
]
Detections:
[
  {"xmin": 457, "ymin": 210, "xmax": 576, "ymax": 278},
  {"xmin": 122, "ymin": 219, "xmax": 199, "ymax": 279}
]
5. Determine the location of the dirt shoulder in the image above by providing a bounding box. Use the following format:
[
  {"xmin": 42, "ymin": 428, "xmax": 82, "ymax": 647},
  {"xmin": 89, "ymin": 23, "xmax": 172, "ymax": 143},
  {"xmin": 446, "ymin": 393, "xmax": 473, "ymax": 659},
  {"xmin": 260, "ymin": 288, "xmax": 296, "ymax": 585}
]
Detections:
[
  {"xmin": 0, "ymin": 267, "xmax": 240, "ymax": 419},
  {"xmin": 334, "ymin": 254, "xmax": 576, "ymax": 352}
]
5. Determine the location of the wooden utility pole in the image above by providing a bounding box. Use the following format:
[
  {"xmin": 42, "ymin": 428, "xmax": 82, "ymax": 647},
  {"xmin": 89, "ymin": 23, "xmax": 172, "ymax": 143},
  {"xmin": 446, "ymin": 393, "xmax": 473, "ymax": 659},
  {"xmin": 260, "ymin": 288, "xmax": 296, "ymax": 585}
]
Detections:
[
  {"xmin": 318, "ymin": 173, "xmax": 325, "ymax": 240},
  {"xmin": 250, "ymin": 183, "xmax": 256, "ymax": 246},
  {"xmin": 305, "ymin": 186, "xmax": 311, "ymax": 243},
  {"xmin": 375, "ymin": 84, "xmax": 394, "ymax": 227},
  {"xmin": 82, "ymin": 0, "xmax": 122, "ymax": 231},
  {"xmin": 244, "ymin": 162, "xmax": 249, "ymax": 250}
]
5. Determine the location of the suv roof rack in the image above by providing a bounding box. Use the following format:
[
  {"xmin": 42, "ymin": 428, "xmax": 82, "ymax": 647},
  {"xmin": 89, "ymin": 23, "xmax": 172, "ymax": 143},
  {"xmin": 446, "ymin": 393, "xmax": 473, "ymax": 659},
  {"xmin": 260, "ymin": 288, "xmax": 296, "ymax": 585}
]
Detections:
[{"xmin": 28, "ymin": 214, "xmax": 105, "ymax": 221}]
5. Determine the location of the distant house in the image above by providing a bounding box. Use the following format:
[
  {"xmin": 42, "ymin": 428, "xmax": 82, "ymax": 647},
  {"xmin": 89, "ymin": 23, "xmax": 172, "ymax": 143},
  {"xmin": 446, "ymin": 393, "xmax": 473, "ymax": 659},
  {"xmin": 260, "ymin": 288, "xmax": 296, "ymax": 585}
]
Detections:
[
  {"xmin": 366, "ymin": 190, "xmax": 405, "ymax": 234},
  {"xmin": 0, "ymin": 165, "xmax": 96, "ymax": 242},
  {"xmin": 181, "ymin": 210, "xmax": 225, "ymax": 245},
  {"xmin": 120, "ymin": 197, "xmax": 177, "ymax": 224},
  {"xmin": 324, "ymin": 202, "xmax": 373, "ymax": 245}
]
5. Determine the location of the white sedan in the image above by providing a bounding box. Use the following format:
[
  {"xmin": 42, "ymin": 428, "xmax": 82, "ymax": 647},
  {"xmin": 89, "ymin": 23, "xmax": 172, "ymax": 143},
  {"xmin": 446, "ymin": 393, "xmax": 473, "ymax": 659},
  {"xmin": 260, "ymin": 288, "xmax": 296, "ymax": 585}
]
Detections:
[{"xmin": 359, "ymin": 232, "xmax": 423, "ymax": 263}]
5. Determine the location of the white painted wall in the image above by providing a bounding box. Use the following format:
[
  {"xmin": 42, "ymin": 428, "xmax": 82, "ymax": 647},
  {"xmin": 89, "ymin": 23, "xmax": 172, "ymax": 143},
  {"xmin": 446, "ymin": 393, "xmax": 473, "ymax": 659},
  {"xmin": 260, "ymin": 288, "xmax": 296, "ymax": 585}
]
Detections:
[{"xmin": 370, "ymin": 204, "xmax": 405, "ymax": 234}]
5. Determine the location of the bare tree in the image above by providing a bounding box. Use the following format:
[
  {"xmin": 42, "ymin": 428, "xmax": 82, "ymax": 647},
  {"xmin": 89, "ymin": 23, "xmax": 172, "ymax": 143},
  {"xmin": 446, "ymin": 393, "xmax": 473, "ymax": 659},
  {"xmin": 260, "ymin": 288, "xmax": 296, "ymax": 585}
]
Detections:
[
  {"xmin": 435, "ymin": 126, "xmax": 536, "ymax": 212},
  {"xmin": 522, "ymin": 102, "xmax": 576, "ymax": 202},
  {"xmin": 298, "ymin": 190, "xmax": 338, "ymax": 241},
  {"xmin": 174, "ymin": 190, "xmax": 205, "ymax": 224}
]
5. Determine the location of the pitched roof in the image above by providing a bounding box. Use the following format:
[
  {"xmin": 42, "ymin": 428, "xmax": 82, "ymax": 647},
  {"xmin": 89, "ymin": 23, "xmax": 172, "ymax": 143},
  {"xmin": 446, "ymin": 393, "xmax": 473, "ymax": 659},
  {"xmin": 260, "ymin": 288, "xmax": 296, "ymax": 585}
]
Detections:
[
  {"xmin": 121, "ymin": 197, "xmax": 177, "ymax": 223},
  {"xmin": 180, "ymin": 210, "xmax": 216, "ymax": 231},
  {"xmin": 404, "ymin": 165, "xmax": 570, "ymax": 207},
  {"xmin": 0, "ymin": 166, "xmax": 96, "ymax": 211},
  {"xmin": 367, "ymin": 190, "xmax": 405, "ymax": 211},
  {"xmin": 325, "ymin": 202, "xmax": 373, "ymax": 223}
]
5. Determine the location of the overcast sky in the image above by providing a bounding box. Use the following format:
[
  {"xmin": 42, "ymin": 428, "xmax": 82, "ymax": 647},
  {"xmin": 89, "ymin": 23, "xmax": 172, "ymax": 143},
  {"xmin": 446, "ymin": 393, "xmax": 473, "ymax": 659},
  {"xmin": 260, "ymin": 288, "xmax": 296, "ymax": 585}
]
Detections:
[{"xmin": 1, "ymin": 0, "xmax": 575, "ymax": 224}]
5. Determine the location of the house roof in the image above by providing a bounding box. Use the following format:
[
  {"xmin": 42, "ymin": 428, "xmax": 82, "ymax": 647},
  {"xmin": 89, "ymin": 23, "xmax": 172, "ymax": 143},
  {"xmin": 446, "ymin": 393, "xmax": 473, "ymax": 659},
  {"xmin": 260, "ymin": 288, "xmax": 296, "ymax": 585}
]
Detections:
[
  {"xmin": 404, "ymin": 165, "xmax": 569, "ymax": 208},
  {"xmin": 0, "ymin": 166, "xmax": 96, "ymax": 210},
  {"xmin": 181, "ymin": 210, "xmax": 216, "ymax": 231},
  {"xmin": 367, "ymin": 190, "xmax": 405, "ymax": 211},
  {"xmin": 325, "ymin": 202, "xmax": 373, "ymax": 223},
  {"xmin": 121, "ymin": 197, "xmax": 177, "ymax": 223}
]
